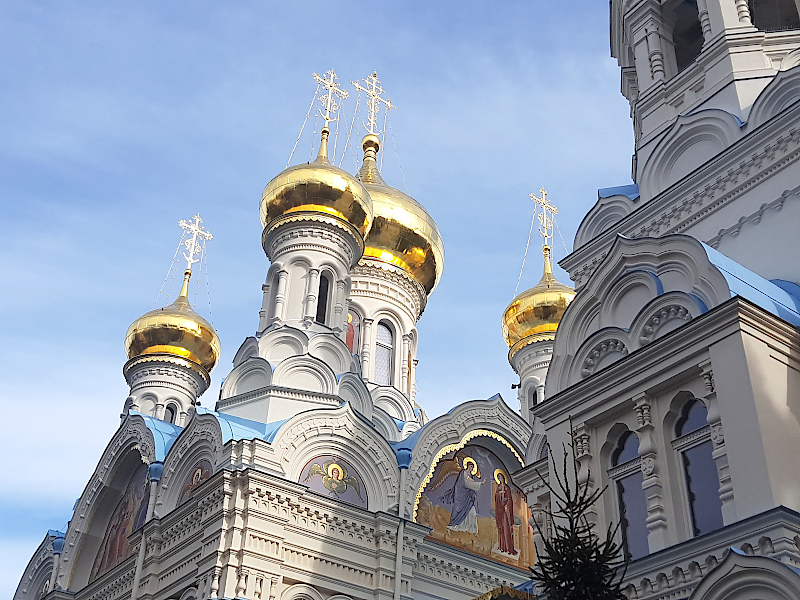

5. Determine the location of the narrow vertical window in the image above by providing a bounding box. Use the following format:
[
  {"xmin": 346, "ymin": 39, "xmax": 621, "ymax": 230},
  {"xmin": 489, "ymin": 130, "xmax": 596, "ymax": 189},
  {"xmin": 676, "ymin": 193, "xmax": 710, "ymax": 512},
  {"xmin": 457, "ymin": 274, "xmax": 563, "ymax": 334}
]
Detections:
[
  {"xmin": 316, "ymin": 273, "xmax": 330, "ymax": 324},
  {"xmin": 609, "ymin": 432, "xmax": 649, "ymax": 560},
  {"xmin": 164, "ymin": 404, "xmax": 176, "ymax": 424},
  {"xmin": 673, "ymin": 399, "xmax": 723, "ymax": 536},
  {"xmin": 375, "ymin": 321, "xmax": 394, "ymax": 386}
]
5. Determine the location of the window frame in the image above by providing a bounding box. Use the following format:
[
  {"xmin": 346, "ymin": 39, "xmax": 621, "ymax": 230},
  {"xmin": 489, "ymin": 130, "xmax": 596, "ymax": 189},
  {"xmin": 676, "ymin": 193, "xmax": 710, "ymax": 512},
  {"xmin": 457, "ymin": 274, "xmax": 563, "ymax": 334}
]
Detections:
[
  {"xmin": 374, "ymin": 320, "xmax": 395, "ymax": 386},
  {"xmin": 608, "ymin": 432, "xmax": 649, "ymax": 561}
]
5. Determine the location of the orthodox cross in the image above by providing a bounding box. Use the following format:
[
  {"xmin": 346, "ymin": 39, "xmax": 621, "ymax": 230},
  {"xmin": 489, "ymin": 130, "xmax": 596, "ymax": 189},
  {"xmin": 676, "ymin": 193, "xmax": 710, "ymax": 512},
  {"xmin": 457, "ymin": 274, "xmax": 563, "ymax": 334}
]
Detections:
[
  {"xmin": 312, "ymin": 69, "xmax": 349, "ymax": 127},
  {"xmin": 530, "ymin": 188, "xmax": 558, "ymax": 249},
  {"xmin": 351, "ymin": 71, "xmax": 395, "ymax": 135},
  {"xmin": 178, "ymin": 214, "xmax": 213, "ymax": 272}
]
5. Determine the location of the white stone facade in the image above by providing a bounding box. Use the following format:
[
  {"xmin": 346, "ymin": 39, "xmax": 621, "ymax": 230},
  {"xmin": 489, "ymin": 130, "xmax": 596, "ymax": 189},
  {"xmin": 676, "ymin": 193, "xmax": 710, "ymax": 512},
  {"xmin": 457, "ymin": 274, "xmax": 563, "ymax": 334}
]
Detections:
[{"xmin": 15, "ymin": 3, "xmax": 800, "ymax": 600}]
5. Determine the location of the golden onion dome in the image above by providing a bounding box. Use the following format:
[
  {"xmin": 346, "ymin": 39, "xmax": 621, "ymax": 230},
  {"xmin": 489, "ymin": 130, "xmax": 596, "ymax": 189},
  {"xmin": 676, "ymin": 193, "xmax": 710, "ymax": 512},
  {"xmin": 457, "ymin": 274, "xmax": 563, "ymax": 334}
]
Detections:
[
  {"xmin": 356, "ymin": 134, "xmax": 444, "ymax": 295},
  {"xmin": 125, "ymin": 270, "xmax": 221, "ymax": 372},
  {"xmin": 259, "ymin": 127, "xmax": 373, "ymax": 238},
  {"xmin": 502, "ymin": 247, "xmax": 575, "ymax": 358}
]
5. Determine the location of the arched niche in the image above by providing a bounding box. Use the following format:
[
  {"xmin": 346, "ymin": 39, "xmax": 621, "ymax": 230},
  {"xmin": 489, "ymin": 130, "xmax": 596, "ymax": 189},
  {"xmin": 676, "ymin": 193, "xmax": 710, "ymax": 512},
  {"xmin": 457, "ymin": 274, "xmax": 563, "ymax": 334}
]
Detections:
[
  {"xmin": 336, "ymin": 372, "xmax": 373, "ymax": 420},
  {"xmin": 574, "ymin": 193, "xmax": 638, "ymax": 250},
  {"xmin": 308, "ymin": 332, "xmax": 352, "ymax": 374}
]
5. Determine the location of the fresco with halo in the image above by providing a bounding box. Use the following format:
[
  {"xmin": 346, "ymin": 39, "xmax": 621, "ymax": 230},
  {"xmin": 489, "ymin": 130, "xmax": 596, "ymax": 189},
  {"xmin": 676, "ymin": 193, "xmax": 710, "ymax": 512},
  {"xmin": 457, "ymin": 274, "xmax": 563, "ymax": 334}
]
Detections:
[{"xmin": 415, "ymin": 441, "xmax": 535, "ymax": 569}]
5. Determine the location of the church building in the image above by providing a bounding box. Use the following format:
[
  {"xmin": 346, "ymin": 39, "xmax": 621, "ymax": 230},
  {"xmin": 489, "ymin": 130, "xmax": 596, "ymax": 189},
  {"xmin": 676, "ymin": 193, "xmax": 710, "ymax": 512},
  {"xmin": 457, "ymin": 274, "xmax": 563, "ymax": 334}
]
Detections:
[{"xmin": 15, "ymin": 2, "xmax": 800, "ymax": 600}]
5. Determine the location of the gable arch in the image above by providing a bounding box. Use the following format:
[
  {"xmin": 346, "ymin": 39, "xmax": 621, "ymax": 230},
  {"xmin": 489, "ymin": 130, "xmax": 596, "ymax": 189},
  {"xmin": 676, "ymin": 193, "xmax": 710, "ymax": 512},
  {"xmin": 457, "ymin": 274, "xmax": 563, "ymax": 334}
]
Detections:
[
  {"xmin": 547, "ymin": 235, "xmax": 733, "ymax": 396},
  {"xmin": 404, "ymin": 396, "xmax": 531, "ymax": 518},
  {"xmin": 282, "ymin": 584, "xmax": 325, "ymax": 600},
  {"xmin": 574, "ymin": 193, "xmax": 638, "ymax": 250},
  {"xmin": 258, "ymin": 326, "xmax": 309, "ymax": 364},
  {"xmin": 272, "ymin": 354, "xmax": 337, "ymax": 394},
  {"xmin": 271, "ymin": 404, "xmax": 400, "ymax": 512},
  {"xmin": 154, "ymin": 411, "xmax": 224, "ymax": 517},
  {"xmin": 640, "ymin": 110, "xmax": 742, "ymax": 200},
  {"xmin": 13, "ymin": 532, "xmax": 59, "ymax": 600},
  {"xmin": 336, "ymin": 372, "xmax": 373, "ymax": 419},
  {"xmin": 55, "ymin": 414, "xmax": 157, "ymax": 590},
  {"xmin": 748, "ymin": 64, "xmax": 800, "ymax": 130},
  {"xmin": 372, "ymin": 385, "xmax": 415, "ymax": 422},
  {"xmin": 308, "ymin": 333, "xmax": 352, "ymax": 373},
  {"xmin": 220, "ymin": 356, "xmax": 273, "ymax": 400},
  {"xmin": 689, "ymin": 549, "xmax": 800, "ymax": 600}
]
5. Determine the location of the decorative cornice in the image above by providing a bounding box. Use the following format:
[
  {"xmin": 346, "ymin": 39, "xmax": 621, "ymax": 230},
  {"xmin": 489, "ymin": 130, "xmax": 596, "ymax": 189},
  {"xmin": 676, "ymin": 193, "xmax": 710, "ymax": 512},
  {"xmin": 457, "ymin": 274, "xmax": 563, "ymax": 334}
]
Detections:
[
  {"xmin": 707, "ymin": 186, "xmax": 798, "ymax": 248},
  {"xmin": 124, "ymin": 354, "xmax": 210, "ymax": 391},
  {"xmin": 562, "ymin": 107, "xmax": 800, "ymax": 288},
  {"xmin": 262, "ymin": 215, "xmax": 363, "ymax": 268},
  {"xmin": 351, "ymin": 259, "xmax": 427, "ymax": 318}
]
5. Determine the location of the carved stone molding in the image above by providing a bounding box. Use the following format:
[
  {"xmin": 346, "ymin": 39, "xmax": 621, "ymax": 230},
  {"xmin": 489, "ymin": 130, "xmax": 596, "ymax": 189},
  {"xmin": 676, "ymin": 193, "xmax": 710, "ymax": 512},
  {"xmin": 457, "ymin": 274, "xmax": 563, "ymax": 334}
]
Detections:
[
  {"xmin": 707, "ymin": 188, "xmax": 797, "ymax": 249},
  {"xmin": 580, "ymin": 339, "xmax": 628, "ymax": 378},
  {"xmin": 638, "ymin": 305, "xmax": 691, "ymax": 345}
]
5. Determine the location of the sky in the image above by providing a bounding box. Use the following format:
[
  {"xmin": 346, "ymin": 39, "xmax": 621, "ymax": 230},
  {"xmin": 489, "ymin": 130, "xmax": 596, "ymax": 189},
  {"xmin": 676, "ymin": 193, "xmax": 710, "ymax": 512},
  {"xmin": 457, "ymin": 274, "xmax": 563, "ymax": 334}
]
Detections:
[{"xmin": 0, "ymin": 2, "xmax": 633, "ymax": 594}]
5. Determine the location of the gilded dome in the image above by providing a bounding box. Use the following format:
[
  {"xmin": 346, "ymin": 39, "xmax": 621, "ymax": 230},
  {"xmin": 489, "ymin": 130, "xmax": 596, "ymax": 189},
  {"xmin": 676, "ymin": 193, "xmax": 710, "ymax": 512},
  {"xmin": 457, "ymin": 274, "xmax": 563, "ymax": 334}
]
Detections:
[
  {"xmin": 260, "ymin": 128, "xmax": 373, "ymax": 238},
  {"xmin": 502, "ymin": 247, "xmax": 575, "ymax": 358},
  {"xmin": 356, "ymin": 135, "xmax": 444, "ymax": 295},
  {"xmin": 125, "ymin": 271, "xmax": 221, "ymax": 372}
]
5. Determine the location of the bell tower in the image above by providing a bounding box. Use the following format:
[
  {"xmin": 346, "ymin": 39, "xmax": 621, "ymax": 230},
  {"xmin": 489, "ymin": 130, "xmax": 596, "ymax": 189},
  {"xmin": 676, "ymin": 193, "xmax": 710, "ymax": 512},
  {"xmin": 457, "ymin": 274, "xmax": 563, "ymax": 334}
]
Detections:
[{"xmin": 612, "ymin": 0, "xmax": 800, "ymax": 198}]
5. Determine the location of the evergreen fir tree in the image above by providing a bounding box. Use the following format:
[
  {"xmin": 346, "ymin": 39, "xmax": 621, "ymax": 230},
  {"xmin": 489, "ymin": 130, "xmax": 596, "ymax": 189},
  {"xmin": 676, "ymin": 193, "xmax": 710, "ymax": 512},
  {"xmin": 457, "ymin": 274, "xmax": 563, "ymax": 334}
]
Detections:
[{"xmin": 529, "ymin": 425, "xmax": 629, "ymax": 600}]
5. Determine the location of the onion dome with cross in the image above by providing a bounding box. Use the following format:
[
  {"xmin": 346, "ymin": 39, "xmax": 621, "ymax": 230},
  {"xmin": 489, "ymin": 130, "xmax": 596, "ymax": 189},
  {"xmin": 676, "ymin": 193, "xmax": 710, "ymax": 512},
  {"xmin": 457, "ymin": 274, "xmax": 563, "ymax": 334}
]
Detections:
[
  {"xmin": 353, "ymin": 72, "xmax": 444, "ymax": 297},
  {"xmin": 502, "ymin": 190, "xmax": 575, "ymax": 359},
  {"xmin": 259, "ymin": 69, "xmax": 373, "ymax": 257},
  {"xmin": 125, "ymin": 215, "xmax": 221, "ymax": 374}
]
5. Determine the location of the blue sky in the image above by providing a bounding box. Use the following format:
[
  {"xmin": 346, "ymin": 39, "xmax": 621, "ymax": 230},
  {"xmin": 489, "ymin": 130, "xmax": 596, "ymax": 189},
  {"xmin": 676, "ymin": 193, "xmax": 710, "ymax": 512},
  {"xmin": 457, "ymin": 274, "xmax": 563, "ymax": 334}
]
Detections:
[{"xmin": 0, "ymin": 2, "xmax": 633, "ymax": 593}]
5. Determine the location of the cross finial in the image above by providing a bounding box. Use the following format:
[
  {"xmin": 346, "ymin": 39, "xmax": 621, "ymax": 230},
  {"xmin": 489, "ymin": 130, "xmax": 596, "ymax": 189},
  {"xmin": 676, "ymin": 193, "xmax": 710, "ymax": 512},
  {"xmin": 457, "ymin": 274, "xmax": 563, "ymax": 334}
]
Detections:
[
  {"xmin": 178, "ymin": 214, "xmax": 213, "ymax": 273},
  {"xmin": 312, "ymin": 69, "xmax": 349, "ymax": 128},
  {"xmin": 530, "ymin": 188, "xmax": 558, "ymax": 249},
  {"xmin": 351, "ymin": 71, "xmax": 395, "ymax": 135}
]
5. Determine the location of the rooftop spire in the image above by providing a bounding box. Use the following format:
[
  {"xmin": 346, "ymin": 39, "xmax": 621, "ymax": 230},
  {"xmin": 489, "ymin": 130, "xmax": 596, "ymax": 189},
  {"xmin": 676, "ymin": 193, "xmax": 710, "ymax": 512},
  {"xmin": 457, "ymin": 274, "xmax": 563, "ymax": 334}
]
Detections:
[{"xmin": 351, "ymin": 71, "xmax": 395, "ymax": 136}]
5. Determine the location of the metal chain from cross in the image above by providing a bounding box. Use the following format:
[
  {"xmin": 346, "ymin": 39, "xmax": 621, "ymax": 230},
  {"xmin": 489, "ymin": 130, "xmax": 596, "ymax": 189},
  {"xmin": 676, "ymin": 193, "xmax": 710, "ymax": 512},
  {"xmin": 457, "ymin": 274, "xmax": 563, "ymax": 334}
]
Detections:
[
  {"xmin": 351, "ymin": 71, "xmax": 395, "ymax": 135},
  {"xmin": 178, "ymin": 214, "xmax": 213, "ymax": 272},
  {"xmin": 312, "ymin": 69, "xmax": 349, "ymax": 128},
  {"xmin": 530, "ymin": 188, "xmax": 558, "ymax": 249}
]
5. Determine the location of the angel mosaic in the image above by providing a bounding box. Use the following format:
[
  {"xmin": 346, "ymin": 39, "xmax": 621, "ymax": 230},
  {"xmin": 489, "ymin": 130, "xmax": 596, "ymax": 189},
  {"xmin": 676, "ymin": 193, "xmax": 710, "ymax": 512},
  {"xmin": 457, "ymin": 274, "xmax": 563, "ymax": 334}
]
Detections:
[{"xmin": 301, "ymin": 456, "xmax": 366, "ymax": 507}]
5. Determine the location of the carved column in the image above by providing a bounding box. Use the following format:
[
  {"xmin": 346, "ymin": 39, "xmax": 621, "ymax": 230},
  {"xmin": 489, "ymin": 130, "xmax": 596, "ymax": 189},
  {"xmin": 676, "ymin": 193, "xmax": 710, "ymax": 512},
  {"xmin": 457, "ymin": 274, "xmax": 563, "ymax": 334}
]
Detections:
[
  {"xmin": 400, "ymin": 334, "xmax": 411, "ymax": 396},
  {"xmin": 332, "ymin": 279, "xmax": 347, "ymax": 333},
  {"xmin": 702, "ymin": 364, "xmax": 736, "ymax": 524},
  {"xmin": 735, "ymin": 0, "xmax": 752, "ymax": 25},
  {"xmin": 235, "ymin": 568, "xmax": 248, "ymax": 598},
  {"xmin": 269, "ymin": 576, "xmax": 280, "ymax": 600},
  {"xmin": 645, "ymin": 25, "xmax": 666, "ymax": 81},
  {"xmin": 697, "ymin": 0, "xmax": 712, "ymax": 43},
  {"xmin": 303, "ymin": 267, "xmax": 320, "ymax": 325},
  {"xmin": 634, "ymin": 393, "xmax": 668, "ymax": 551},
  {"xmin": 210, "ymin": 568, "xmax": 222, "ymax": 599},
  {"xmin": 154, "ymin": 402, "xmax": 164, "ymax": 420},
  {"xmin": 572, "ymin": 423, "xmax": 596, "ymax": 524},
  {"xmin": 271, "ymin": 270, "xmax": 288, "ymax": 324},
  {"xmin": 361, "ymin": 318, "xmax": 374, "ymax": 381}
]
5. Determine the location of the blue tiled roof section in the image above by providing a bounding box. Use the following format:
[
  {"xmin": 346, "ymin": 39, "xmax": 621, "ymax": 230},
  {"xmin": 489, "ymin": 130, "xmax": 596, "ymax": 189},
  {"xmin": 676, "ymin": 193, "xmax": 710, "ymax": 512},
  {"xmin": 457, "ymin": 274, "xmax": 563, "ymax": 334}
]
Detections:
[
  {"xmin": 513, "ymin": 579, "xmax": 535, "ymax": 593},
  {"xmin": 704, "ymin": 244, "xmax": 800, "ymax": 326},
  {"xmin": 598, "ymin": 183, "xmax": 639, "ymax": 200},
  {"xmin": 130, "ymin": 411, "xmax": 182, "ymax": 460},
  {"xmin": 195, "ymin": 406, "xmax": 289, "ymax": 443},
  {"xmin": 392, "ymin": 417, "xmax": 405, "ymax": 431},
  {"xmin": 47, "ymin": 529, "xmax": 65, "ymax": 538}
]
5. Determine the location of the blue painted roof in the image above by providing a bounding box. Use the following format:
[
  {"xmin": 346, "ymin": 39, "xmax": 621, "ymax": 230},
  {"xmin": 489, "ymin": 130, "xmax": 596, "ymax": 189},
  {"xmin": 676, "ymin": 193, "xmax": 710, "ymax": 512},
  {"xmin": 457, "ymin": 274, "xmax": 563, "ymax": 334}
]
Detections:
[
  {"xmin": 47, "ymin": 529, "xmax": 65, "ymax": 538},
  {"xmin": 195, "ymin": 407, "xmax": 288, "ymax": 443},
  {"xmin": 392, "ymin": 417, "xmax": 405, "ymax": 432},
  {"xmin": 704, "ymin": 244, "xmax": 800, "ymax": 326},
  {"xmin": 598, "ymin": 183, "xmax": 639, "ymax": 200},
  {"xmin": 513, "ymin": 579, "xmax": 535, "ymax": 593},
  {"xmin": 130, "ymin": 411, "xmax": 182, "ymax": 461}
]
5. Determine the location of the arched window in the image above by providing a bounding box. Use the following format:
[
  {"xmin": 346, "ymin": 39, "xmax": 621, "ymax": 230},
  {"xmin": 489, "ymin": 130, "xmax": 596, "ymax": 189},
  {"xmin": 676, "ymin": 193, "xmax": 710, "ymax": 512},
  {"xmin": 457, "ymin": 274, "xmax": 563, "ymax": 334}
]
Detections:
[
  {"xmin": 164, "ymin": 404, "xmax": 176, "ymax": 424},
  {"xmin": 374, "ymin": 321, "xmax": 394, "ymax": 386},
  {"xmin": 609, "ymin": 431, "xmax": 649, "ymax": 560},
  {"xmin": 673, "ymin": 399, "xmax": 723, "ymax": 536},
  {"xmin": 749, "ymin": 0, "xmax": 800, "ymax": 32},
  {"xmin": 315, "ymin": 272, "xmax": 331, "ymax": 324},
  {"xmin": 672, "ymin": 0, "xmax": 703, "ymax": 72}
]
